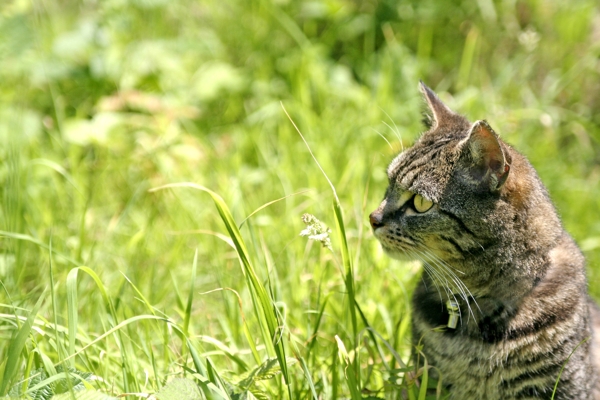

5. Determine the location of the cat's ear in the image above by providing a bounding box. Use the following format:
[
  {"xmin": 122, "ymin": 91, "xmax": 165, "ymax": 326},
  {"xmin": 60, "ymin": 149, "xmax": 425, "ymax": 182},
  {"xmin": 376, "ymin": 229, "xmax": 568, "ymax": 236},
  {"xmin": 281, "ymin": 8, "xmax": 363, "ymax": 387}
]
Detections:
[
  {"xmin": 461, "ymin": 120, "xmax": 510, "ymax": 190},
  {"xmin": 419, "ymin": 81, "xmax": 456, "ymax": 129}
]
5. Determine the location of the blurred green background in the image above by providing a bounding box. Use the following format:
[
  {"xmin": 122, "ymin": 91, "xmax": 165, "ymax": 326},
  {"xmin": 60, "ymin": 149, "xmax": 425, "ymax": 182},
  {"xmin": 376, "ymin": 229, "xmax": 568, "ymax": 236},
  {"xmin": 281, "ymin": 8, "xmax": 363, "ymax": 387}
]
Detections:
[{"xmin": 1, "ymin": 0, "xmax": 600, "ymax": 398}]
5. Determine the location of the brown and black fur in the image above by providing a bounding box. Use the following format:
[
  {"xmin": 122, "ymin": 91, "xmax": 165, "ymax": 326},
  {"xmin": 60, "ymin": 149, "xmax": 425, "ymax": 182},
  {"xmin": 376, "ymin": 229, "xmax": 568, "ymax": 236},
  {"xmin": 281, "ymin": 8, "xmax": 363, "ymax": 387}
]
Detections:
[{"xmin": 370, "ymin": 82, "xmax": 600, "ymax": 399}]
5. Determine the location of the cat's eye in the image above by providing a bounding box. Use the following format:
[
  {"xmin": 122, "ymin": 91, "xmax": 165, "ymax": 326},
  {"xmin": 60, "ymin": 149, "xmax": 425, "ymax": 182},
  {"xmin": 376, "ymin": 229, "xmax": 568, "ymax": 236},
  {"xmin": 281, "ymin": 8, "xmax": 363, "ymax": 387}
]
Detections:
[{"xmin": 413, "ymin": 194, "xmax": 433, "ymax": 213}]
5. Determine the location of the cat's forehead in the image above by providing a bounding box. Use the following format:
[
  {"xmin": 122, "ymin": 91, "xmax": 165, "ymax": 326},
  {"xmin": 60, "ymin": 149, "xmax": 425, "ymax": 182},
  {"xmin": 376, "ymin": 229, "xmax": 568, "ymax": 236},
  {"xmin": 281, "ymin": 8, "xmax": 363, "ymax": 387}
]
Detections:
[{"xmin": 387, "ymin": 134, "xmax": 464, "ymax": 202}]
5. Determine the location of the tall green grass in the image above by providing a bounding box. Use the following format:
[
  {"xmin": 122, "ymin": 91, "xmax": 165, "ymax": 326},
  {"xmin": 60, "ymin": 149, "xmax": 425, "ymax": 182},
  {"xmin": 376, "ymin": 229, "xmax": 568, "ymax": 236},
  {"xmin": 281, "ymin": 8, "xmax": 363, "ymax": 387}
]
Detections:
[{"xmin": 1, "ymin": 0, "xmax": 599, "ymax": 398}]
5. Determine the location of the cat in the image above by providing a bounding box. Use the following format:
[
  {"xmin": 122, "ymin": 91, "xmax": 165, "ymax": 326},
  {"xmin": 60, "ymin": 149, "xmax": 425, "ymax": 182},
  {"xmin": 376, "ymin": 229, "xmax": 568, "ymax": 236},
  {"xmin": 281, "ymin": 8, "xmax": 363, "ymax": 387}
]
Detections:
[{"xmin": 370, "ymin": 82, "xmax": 600, "ymax": 399}]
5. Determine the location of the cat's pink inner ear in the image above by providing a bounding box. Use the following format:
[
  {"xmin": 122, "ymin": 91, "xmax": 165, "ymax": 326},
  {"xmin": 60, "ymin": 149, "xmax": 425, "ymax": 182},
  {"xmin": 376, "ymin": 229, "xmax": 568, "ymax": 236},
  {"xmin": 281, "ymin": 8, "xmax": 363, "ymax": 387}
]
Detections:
[
  {"xmin": 467, "ymin": 120, "xmax": 509, "ymax": 187},
  {"xmin": 419, "ymin": 81, "xmax": 455, "ymax": 128}
]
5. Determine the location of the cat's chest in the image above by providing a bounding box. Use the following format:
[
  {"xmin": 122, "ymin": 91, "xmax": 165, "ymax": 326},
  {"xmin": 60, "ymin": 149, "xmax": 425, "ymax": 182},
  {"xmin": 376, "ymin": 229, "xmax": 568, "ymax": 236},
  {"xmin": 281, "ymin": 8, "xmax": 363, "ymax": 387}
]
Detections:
[
  {"xmin": 412, "ymin": 309, "xmax": 527, "ymax": 399},
  {"xmin": 410, "ymin": 287, "xmax": 560, "ymax": 399},
  {"xmin": 411, "ymin": 289, "xmax": 504, "ymax": 362}
]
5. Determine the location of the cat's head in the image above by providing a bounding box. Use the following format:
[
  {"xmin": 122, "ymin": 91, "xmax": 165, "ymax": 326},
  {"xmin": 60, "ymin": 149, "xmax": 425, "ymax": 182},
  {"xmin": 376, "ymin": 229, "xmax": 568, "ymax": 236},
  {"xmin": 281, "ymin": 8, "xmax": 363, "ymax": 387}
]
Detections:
[{"xmin": 370, "ymin": 83, "xmax": 561, "ymax": 294}]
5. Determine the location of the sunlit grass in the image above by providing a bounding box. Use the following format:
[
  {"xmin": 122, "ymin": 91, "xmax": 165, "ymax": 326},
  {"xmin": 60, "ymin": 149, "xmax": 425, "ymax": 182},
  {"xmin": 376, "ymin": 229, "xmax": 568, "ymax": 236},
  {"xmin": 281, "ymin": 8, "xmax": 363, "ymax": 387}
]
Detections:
[{"xmin": 1, "ymin": 0, "xmax": 599, "ymax": 398}]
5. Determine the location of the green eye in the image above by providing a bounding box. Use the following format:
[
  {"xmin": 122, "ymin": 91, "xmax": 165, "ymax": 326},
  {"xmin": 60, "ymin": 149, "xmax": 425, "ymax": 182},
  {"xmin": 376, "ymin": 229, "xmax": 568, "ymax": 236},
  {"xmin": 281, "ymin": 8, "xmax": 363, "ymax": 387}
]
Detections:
[{"xmin": 414, "ymin": 194, "xmax": 433, "ymax": 213}]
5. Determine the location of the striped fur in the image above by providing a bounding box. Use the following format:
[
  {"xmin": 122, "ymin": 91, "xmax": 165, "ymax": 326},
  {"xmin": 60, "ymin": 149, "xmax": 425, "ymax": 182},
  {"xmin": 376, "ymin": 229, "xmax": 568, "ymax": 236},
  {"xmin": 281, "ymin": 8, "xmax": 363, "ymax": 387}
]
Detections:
[{"xmin": 370, "ymin": 83, "xmax": 600, "ymax": 399}]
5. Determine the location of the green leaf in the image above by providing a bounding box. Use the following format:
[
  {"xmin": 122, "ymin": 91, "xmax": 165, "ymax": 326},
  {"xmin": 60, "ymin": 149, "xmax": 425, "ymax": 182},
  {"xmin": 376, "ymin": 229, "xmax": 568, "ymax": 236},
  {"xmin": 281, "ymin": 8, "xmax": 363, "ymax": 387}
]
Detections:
[{"xmin": 8, "ymin": 366, "xmax": 94, "ymax": 400}]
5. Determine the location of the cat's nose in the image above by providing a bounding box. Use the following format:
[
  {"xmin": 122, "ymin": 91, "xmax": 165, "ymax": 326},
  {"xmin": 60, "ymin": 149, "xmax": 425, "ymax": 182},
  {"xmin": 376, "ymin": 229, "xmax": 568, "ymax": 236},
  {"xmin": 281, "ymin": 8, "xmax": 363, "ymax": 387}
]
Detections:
[{"xmin": 369, "ymin": 210, "xmax": 384, "ymax": 230}]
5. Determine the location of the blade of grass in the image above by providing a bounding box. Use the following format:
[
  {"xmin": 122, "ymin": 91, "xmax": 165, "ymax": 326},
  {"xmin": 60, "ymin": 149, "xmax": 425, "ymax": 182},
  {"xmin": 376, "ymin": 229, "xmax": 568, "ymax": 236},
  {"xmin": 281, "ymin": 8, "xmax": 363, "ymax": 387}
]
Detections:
[
  {"xmin": 418, "ymin": 358, "xmax": 428, "ymax": 400},
  {"xmin": 183, "ymin": 249, "xmax": 198, "ymax": 335},
  {"xmin": 296, "ymin": 356, "xmax": 318, "ymax": 400},
  {"xmin": 238, "ymin": 190, "xmax": 310, "ymax": 228},
  {"xmin": 188, "ymin": 338, "xmax": 208, "ymax": 377},
  {"xmin": 288, "ymin": 336, "xmax": 318, "ymax": 400},
  {"xmin": 165, "ymin": 227, "xmax": 264, "ymax": 360},
  {"xmin": 331, "ymin": 343, "xmax": 339, "ymax": 400},
  {"xmin": 0, "ymin": 231, "xmax": 78, "ymax": 265},
  {"xmin": 19, "ymin": 350, "xmax": 35, "ymax": 396},
  {"xmin": 66, "ymin": 268, "xmax": 79, "ymax": 361},
  {"xmin": 186, "ymin": 337, "xmax": 219, "ymax": 400},
  {"xmin": 62, "ymin": 266, "xmax": 145, "ymax": 392},
  {"xmin": 334, "ymin": 335, "xmax": 361, "ymax": 400},
  {"xmin": 457, "ymin": 27, "xmax": 479, "ymax": 90},
  {"xmin": 29, "ymin": 158, "xmax": 82, "ymax": 195},
  {"xmin": 119, "ymin": 272, "xmax": 156, "ymax": 316},
  {"xmin": 206, "ymin": 357, "xmax": 232, "ymax": 399},
  {"xmin": 49, "ymin": 238, "xmax": 65, "ymax": 364},
  {"xmin": 355, "ymin": 300, "xmax": 390, "ymax": 370},
  {"xmin": 196, "ymin": 335, "xmax": 249, "ymax": 370},
  {"xmin": 551, "ymin": 337, "xmax": 591, "ymax": 399},
  {"xmin": 200, "ymin": 288, "xmax": 261, "ymax": 365},
  {"xmin": 49, "ymin": 240, "xmax": 76, "ymax": 395},
  {"xmin": 37, "ymin": 349, "xmax": 58, "ymax": 376},
  {"xmin": 332, "ymin": 200, "xmax": 358, "ymax": 341},
  {"xmin": 56, "ymin": 315, "xmax": 167, "ymax": 367},
  {"xmin": 150, "ymin": 183, "xmax": 292, "ymax": 398},
  {"xmin": 0, "ymin": 290, "xmax": 45, "ymax": 395},
  {"xmin": 282, "ymin": 102, "xmax": 361, "ymax": 393},
  {"xmin": 305, "ymin": 293, "xmax": 330, "ymax": 356}
]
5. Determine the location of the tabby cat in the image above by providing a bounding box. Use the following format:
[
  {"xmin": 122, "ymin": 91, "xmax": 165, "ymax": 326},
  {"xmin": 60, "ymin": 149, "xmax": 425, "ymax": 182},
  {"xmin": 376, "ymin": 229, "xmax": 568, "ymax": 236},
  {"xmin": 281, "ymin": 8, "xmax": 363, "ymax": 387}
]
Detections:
[{"xmin": 370, "ymin": 82, "xmax": 600, "ymax": 399}]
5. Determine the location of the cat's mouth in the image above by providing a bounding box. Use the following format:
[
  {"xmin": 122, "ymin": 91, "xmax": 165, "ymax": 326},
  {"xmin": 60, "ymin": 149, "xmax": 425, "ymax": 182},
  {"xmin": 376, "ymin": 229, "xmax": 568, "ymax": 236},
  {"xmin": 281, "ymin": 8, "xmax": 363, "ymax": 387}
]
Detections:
[
  {"xmin": 374, "ymin": 230, "xmax": 417, "ymax": 259},
  {"xmin": 378, "ymin": 236, "xmax": 475, "ymax": 301},
  {"xmin": 375, "ymin": 230, "xmax": 462, "ymax": 265},
  {"xmin": 373, "ymin": 227, "xmax": 416, "ymax": 249}
]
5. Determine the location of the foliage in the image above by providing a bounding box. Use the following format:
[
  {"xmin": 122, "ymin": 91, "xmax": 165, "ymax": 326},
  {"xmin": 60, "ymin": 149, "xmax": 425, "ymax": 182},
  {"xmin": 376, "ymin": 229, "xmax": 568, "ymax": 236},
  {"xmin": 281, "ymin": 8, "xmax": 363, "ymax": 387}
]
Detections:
[
  {"xmin": 7, "ymin": 367, "xmax": 94, "ymax": 400},
  {"xmin": 0, "ymin": 0, "xmax": 599, "ymax": 398}
]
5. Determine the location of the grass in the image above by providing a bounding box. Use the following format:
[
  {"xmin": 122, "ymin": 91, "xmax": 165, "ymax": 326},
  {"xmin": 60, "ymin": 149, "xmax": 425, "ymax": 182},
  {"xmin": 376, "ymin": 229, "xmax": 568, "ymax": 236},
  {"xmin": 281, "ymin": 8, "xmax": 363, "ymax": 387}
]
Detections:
[{"xmin": 1, "ymin": 0, "xmax": 600, "ymax": 398}]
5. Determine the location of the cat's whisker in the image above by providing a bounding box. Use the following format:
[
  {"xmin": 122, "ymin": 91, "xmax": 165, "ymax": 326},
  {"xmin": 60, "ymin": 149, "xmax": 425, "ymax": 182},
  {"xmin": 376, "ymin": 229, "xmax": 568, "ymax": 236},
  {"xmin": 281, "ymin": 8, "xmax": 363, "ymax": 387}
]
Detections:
[
  {"xmin": 404, "ymin": 249, "xmax": 445, "ymax": 304},
  {"xmin": 406, "ymin": 249, "xmax": 442, "ymax": 290},
  {"xmin": 419, "ymin": 249, "xmax": 481, "ymax": 321},
  {"xmin": 408, "ymin": 248, "xmax": 458, "ymax": 309},
  {"xmin": 414, "ymin": 249, "xmax": 468, "ymax": 318},
  {"xmin": 414, "ymin": 248, "xmax": 478, "ymax": 322},
  {"xmin": 379, "ymin": 107, "xmax": 404, "ymax": 151},
  {"xmin": 382, "ymin": 120, "xmax": 403, "ymax": 151},
  {"xmin": 427, "ymin": 251, "xmax": 481, "ymax": 315},
  {"xmin": 371, "ymin": 128, "xmax": 393, "ymax": 150},
  {"xmin": 422, "ymin": 250, "xmax": 473, "ymax": 295},
  {"xmin": 436, "ymin": 258, "xmax": 465, "ymax": 275},
  {"xmin": 406, "ymin": 249, "xmax": 443, "ymax": 291},
  {"xmin": 474, "ymin": 240, "xmax": 485, "ymax": 252}
]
